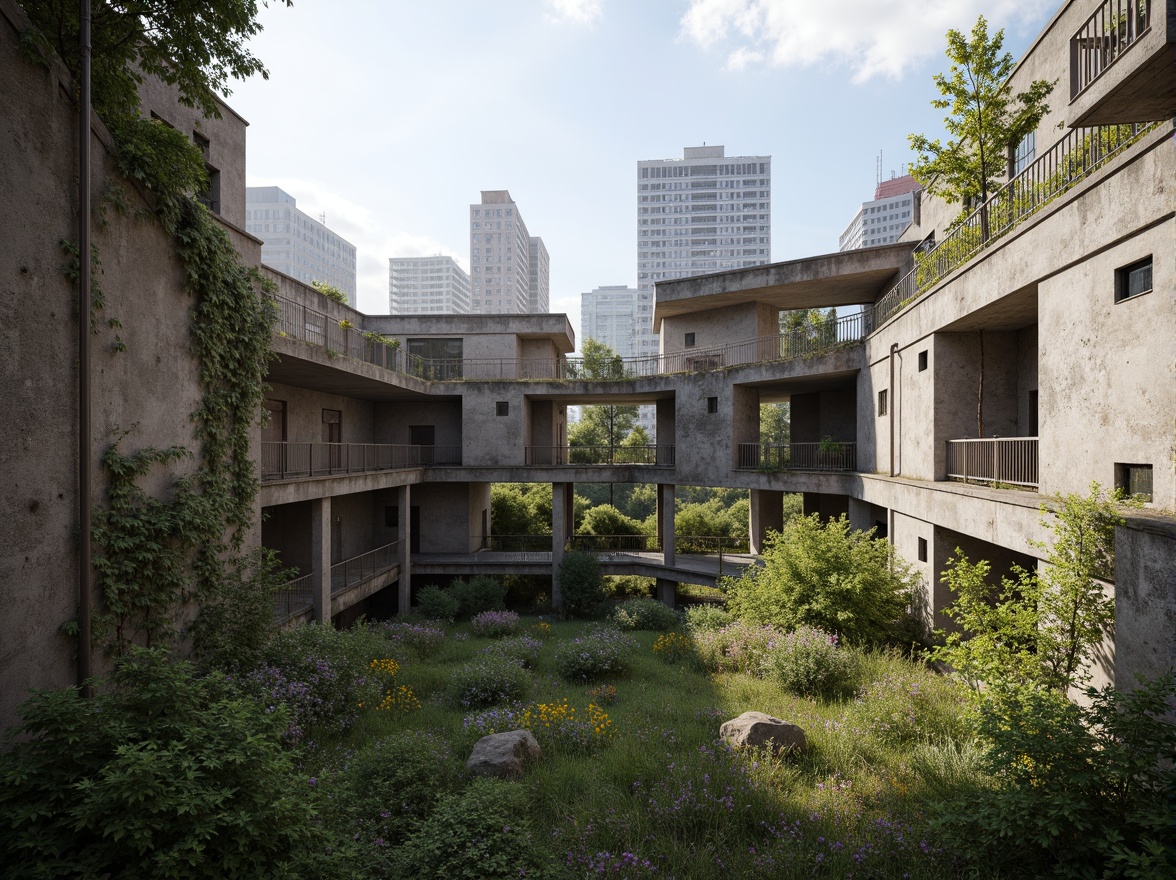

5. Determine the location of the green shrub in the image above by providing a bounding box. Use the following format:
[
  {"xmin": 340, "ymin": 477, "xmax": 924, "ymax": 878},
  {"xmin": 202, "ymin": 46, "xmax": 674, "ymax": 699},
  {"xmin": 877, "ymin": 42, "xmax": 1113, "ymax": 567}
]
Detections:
[
  {"xmin": 191, "ymin": 547, "xmax": 286, "ymax": 674},
  {"xmin": 392, "ymin": 778, "xmax": 554, "ymax": 879},
  {"xmin": 931, "ymin": 675, "xmax": 1176, "ymax": 878},
  {"xmin": 449, "ymin": 575, "xmax": 507, "ymax": 617},
  {"xmin": 759, "ymin": 626, "xmax": 853, "ymax": 698},
  {"xmin": 416, "ymin": 584, "xmax": 460, "ymax": 622},
  {"xmin": 0, "ymin": 650, "xmax": 330, "ymax": 879},
  {"xmin": 480, "ymin": 635, "xmax": 544, "ymax": 669},
  {"xmin": 552, "ymin": 625, "xmax": 639, "ymax": 681},
  {"xmin": 684, "ymin": 603, "xmax": 734, "ymax": 632},
  {"xmin": 253, "ymin": 621, "xmax": 388, "ymax": 744},
  {"xmin": 723, "ymin": 514, "xmax": 923, "ymax": 647},
  {"xmin": 470, "ymin": 609, "xmax": 521, "ymax": 638},
  {"xmin": 317, "ymin": 729, "xmax": 463, "ymax": 875},
  {"xmin": 447, "ymin": 655, "xmax": 530, "ymax": 708},
  {"xmin": 380, "ymin": 620, "xmax": 447, "ymax": 658},
  {"xmin": 612, "ymin": 596, "xmax": 681, "ymax": 631},
  {"xmin": 558, "ymin": 550, "xmax": 608, "ymax": 618},
  {"xmin": 691, "ymin": 620, "xmax": 781, "ymax": 674}
]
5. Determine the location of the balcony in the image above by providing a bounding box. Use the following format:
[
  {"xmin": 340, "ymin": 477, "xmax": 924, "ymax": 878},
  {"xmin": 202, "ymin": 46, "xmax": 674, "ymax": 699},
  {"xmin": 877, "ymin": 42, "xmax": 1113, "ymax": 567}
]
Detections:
[
  {"xmin": 736, "ymin": 441, "xmax": 857, "ymax": 472},
  {"xmin": 1071, "ymin": 0, "xmax": 1152, "ymax": 99},
  {"xmin": 523, "ymin": 445, "xmax": 676, "ymax": 466},
  {"xmin": 945, "ymin": 437, "xmax": 1038, "ymax": 489},
  {"xmin": 272, "ymin": 541, "xmax": 401, "ymax": 623},
  {"xmin": 261, "ymin": 441, "xmax": 460, "ymax": 481}
]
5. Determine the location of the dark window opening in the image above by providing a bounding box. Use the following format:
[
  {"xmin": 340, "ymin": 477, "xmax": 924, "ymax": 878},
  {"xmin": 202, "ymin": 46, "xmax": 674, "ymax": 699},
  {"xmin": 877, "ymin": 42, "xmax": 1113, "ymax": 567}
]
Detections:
[
  {"xmin": 496, "ymin": 401, "xmax": 509, "ymax": 417},
  {"xmin": 918, "ymin": 537, "xmax": 928, "ymax": 562},
  {"xmin": 918, "ymin": 350, "xmax": 928, "ymax": 371},
  {"xmin": 1116, "ymin": 463, "xmax": 1153, "ymax": 502},
  {"xmin": 707, "ymin": 396, "xmax": 718, "ymax": 414},
  {"xmin": 685, "ymin": 332, "xmax": 696, "ymax": 348},
  {"xmin": 878, "ymin": 389, "xmax": 888, "ymax": 416},
  {"xmin": 1115, "ymin": 257, "xmax": 1152, "ymax": 302}
]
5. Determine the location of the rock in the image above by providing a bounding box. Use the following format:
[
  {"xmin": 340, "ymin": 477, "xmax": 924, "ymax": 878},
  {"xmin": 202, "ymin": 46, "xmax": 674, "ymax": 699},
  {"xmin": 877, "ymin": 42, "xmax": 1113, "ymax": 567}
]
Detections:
[
  {"xmin": 466, "ymin": 729, "xmax": 542, "ymax": 778},
  {"xmin": 719, "ymin": 711, "xmax": 807, "ymax": 757}
]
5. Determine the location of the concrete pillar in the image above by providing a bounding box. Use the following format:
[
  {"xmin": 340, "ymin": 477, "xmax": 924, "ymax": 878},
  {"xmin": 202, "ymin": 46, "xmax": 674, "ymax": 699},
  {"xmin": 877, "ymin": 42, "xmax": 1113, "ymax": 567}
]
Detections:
[
  {"xmin": 847, "ymin": 497, "xmax": 874, "ymax": 533},
  {"xmin": 930, "ymin": 526, "xmax": 961, "ymax": 635},
  {"xmin": 656, "ymin": 578, "xmax": 676, "ymax": 608},
  {"xmin": 551, "ymin": 482, "xmax": 573, "ymax": 608},
  {"xmin": 749, "ymin": 489, "xmax": 783, "ymax": 554},
  {"xmin": 397, "ymin": 484, "xmax": 411, "ymax": 615},
  {"xmin": 658, "ymin": 483, "xmax": 675, "ymax": 566},
  {"xmin": 311, "ymin": 496, "xmax": 332, "ymax": 624}
]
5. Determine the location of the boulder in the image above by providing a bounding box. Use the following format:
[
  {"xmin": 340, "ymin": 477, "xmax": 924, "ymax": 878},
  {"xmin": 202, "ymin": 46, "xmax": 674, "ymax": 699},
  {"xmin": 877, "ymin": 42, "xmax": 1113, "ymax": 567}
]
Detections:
[
  {"xmin": 719, "ymin": 711, "xmax": 807, "ymax": 757},
  {"xmin": 466, "ymin": 729, "xmax": 542, "ymax": 778}
]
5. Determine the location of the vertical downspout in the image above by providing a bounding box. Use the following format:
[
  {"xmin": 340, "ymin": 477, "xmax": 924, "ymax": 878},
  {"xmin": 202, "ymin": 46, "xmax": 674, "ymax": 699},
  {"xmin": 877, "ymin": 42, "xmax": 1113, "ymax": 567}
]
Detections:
[
  {"xmin": 77, "ymin": 0, "xmax": 93, "ymax": 694},
  {"xmin": 888, "ymin": 343, "xmax": 898, "ymax": 477}
]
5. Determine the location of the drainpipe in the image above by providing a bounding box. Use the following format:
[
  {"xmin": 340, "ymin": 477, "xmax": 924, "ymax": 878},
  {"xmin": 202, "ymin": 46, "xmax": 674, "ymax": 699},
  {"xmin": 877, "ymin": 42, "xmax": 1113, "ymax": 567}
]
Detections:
[
  {"xmin": 77, "ymin": 0, "xmax": 93, "ymax": 694},
  {"xmin": 888, "ymin": 343, "xmax": 898, "ymax": 477}
]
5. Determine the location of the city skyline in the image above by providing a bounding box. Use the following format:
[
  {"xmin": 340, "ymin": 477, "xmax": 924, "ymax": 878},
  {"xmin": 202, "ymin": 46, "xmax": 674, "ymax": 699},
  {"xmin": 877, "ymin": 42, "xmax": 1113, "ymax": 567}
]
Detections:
[{"xmin": 228, "ymin": 1, "xmax": 1057, "ymax": 343}]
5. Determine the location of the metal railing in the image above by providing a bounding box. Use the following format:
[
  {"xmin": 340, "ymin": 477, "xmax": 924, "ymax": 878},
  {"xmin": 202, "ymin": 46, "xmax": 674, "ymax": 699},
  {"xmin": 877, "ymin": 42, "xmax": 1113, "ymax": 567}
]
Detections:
[
  {"xmin": 736, "ymin": 441, "xmax": 857, "ymax": 472},
  {"xmin": 261, "ymin": 441, "xmax": 443, "ymax": 479},
  {"xmin": 675, "ymin": 534, "xmax": 751, "ymax": 555},
  {"xmin": 272, "ymin": 292, "xmax": 865, "ymax": 382},
  {"xmin": 569, "ymin": 534, "xmax": 661, "ymax": 553},
  {"xmin": 870, "ymin": 119, "xmax": 1159, "ymax": 330},
  {"xmin": 1071, "ymin": 0, "xmax": 1151, "ymax": 98},
  {"xmin": 274, "ymin": 572, "xmax": 314, "ymax": 623},
  {"xmin": 946, "ymin": 437, "xmax": 1038, "ymax": 489},
  {"xmin": 330, "ymin": 542, "xmax": 399, "ymax": 596},
  {"xmin": 523, "ymin": 445, "xmax": 676, "ymax": 466}
]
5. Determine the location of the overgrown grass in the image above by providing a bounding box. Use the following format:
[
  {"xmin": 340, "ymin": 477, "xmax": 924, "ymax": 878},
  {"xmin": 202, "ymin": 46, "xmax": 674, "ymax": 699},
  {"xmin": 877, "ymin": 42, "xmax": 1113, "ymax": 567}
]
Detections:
[{"xmin": 302, "ymin": 617, "xmax": 985, "ymax": 878}]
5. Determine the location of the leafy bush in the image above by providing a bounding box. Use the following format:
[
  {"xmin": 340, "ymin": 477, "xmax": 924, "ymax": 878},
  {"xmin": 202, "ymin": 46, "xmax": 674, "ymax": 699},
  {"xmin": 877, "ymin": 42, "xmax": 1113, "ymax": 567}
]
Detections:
[
  {"xmin": 392, "ymin": 778, "xmax": 554, "ymax": 879},
  {"xmin": 449, "ymin": 575, "xmax": 507, "ymax": 617},
  {"xmin": 652, "ymin": 632, "xmax": 696, "ymax": 664},
  {"xmin": 723, "ymin": 514, "xmax": 922, "ymax": 647},
  {"xmin": 380, "ymin": 620, "xmax": 447, "ymax": 658},
  {"xmin": 447, "ymin": 654, "xmax": 530, "ymax": 708},
  {"xmin": 192, "ymin": 547, "xmax": 286, "ymax": 674},
  {"xmin": 759, "ymin": 626, "xmax": 853, "ymax": 698},
  {"xmin": 684, "ymin": 603, "xmax": 734, "ymax": 632},
  {"xmin": 552, "ymin": 625, "xmax": 639, "ymax": 681},
  {"xmin": 931, "ymin": 675, "xmax": 1176, "ymax": 878},
  {"xmin": 559, "ymin": 550, "xmax": 609, "ymax": 618},
  {"xmin": 253, "ymin": 622, "xmax": 388, "ymax": 744},
  {"xmin": 470, "ymin": 609, "xmax": 521, "ymax": 638},
  {"xmin": 691, "ymin": 620, "xmax": 782, "ymax": 674},
  {"xmin": 612, "ymin": 597, "xmax": 681, "ymax": 631},
  {"xmin": 0, "ymin": 650, "xmax": 329, "ymax": 879},
  {"xmin": 480, "ymin": 635, "xmax": 543, "ymax": 668},
  {"xmin": 416, "ymin": 584, "xmax": 460, "ymax": 622},
  {"xmin": 317, "ymin": 729, "xmax": 463, "ymax": 866}
]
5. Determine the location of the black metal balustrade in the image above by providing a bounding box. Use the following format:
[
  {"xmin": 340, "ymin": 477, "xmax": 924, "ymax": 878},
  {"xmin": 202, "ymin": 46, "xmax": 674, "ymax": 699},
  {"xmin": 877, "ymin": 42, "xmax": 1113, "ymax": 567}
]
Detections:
[
  {"xmin": 523, "ymin": 445, "xmax": 676, "ymax": 466},
  {"xmin": 261, "ymin": 442, "xmax": 460, "ymax": 480},
  {"xmin": 1071, "ymin": 0, "xmax": 1151, "ymax": 98},
  {"xmin": 736, "ymin": 441, "xmax": 857, "ymax": 472}
]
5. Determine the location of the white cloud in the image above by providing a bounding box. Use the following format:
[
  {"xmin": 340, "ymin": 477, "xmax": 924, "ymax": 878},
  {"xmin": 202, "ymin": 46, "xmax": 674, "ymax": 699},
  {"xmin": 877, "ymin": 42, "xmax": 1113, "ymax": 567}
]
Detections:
[
  {"xmin": 545, "ymin": 0, "xmax": 603, "ymax": 26},
  {"xmin": 680, "ymin": 0, "xmax": 1055, "ymax": 82}
]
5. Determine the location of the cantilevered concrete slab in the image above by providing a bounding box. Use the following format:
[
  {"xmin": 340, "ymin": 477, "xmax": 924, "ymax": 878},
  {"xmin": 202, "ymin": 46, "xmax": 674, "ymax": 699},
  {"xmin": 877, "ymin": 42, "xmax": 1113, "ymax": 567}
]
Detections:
[
  {"xmin": 365, "ymin": 313, "xmax": 576, "ymax": 353},
  {"xmin": 653, "ymin": 242, "xmax": 916, "ymax": 329}
]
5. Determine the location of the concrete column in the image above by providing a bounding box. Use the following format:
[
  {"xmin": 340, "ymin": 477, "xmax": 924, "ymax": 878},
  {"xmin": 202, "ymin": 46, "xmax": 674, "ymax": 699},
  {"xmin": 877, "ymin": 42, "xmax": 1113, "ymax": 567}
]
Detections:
[
  {"xmin": 656, "ymin": 578, "xmax": 676, "ymax": 608},
  {"xmin": 930, "ymin": 526, "xmax": 961, "ymax": 635},
  {"xmin": 311, "ymin": 496, "xmax": 332, "ymax": 624},
  {"xmin": 397, "ymin": 484, "xmax": 411, "ymax": 615},
  {"xmin": 658, "ymin": 483, "xmax": 675, "ymax": 566},
  {"xmin": 749, "ymin": 489, "xmax": 783, "ymax": 554},
  {"xmin": 551, "ymin": 482, "xmax": 572, "ymax": 609},
  {"xmin": 847, "ymin": 496, "xmax": 874, "ymax": 533}
]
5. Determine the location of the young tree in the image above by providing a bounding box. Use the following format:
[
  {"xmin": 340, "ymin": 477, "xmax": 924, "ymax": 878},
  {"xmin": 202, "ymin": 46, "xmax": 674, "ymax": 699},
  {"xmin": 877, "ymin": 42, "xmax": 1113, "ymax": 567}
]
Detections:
[{"xmin": 908, "ymin": 16, "xmax": 1053, "ymax": 234}]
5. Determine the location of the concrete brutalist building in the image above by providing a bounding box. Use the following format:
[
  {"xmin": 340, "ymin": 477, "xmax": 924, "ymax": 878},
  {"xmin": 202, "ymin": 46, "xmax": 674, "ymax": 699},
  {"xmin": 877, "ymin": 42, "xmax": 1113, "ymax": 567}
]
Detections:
[{"xmin": 1, "ymin": 0, "xmax": 1173, "ymax": 729}]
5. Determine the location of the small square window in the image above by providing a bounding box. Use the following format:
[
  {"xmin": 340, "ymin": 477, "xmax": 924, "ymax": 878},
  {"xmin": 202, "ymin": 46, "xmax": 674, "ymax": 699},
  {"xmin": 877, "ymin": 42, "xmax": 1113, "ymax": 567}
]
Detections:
[
  {"xmin": 918, "ymin": 350, "xmax": 928, "ymax": 372},
  {"xmin": 707, "ymin": 396, "xmax": 718, "ymax": 414},
  {"xmin": 495, "ymin": 401, "xmax": 509, "ymax": 417},
  {"xmin": 1115, "ymin": 256, "xmax": 1152, "ymax": 302},
  {"xmin": 1116, "ymin": 463, "xmax": 1153, "ymax": 502},
  {"xmin": 685, "ymin": 332, "xmax": 696, "ymax": 348},
  {"xmin": 918, "ymin": 537, "xmax": 928, "ymax": 562},
  {"xmin": 878, "ymin": 389, "xmax": 888, "ymax": 416}
]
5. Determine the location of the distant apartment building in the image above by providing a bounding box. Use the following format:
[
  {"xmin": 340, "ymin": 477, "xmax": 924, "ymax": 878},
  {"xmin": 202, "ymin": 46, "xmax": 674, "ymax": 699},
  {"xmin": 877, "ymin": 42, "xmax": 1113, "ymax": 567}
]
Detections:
[
  {"xmin": 245, "ymin": 186, "xmax": 357, "ymax": 304},
  {"xmin": 638, "ymin": 145, "xmax": 771, "ymax": 357},
  {"xmin": 838, "ymin": 175, "xmax": 920, "ymax": 251},
  {"xmin": 388, "ymin": 255, "xmax": 471, "ymax": 315},
  {"xmin": 469, "ymin": 191, "xmax": 549, "ymax": 314},
  {"xmin": 581, "ymin": 285, "xmax": 640, "ymax": 358}
]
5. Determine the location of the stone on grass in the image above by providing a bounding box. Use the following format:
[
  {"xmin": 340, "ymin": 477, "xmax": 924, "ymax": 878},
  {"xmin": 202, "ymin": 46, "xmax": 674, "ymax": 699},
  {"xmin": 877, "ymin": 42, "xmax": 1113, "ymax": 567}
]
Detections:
[
  {"xmin": 466, "ymin": 729, "xmax": 542, "ymax": 778},
  {"xmin": 719, "ymin": 711, "xmax": 807, "ymax": 757}
]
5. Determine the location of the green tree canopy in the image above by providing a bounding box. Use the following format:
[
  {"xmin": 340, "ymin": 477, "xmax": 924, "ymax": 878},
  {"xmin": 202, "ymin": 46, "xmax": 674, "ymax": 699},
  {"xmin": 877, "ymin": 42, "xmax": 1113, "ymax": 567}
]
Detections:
[
  {"xmin": 20, "ymin": 0, "xmax": 291, "ymax": 124},
  {"xmin": 908, "ymin": 16, "xmax": 1053, "ymax": 220}
]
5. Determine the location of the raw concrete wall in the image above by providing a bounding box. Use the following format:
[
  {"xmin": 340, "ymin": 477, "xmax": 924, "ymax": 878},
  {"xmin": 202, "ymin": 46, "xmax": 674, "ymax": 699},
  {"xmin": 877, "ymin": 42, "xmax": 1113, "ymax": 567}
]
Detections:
[
  {"xmin": 373, "ymin": 399, "xmax": 462, "ymax": 448},
  {"xmin": 268, "ymin": 382, "xmax": 375, "ymax": 443},
  {"xmin": 660, "ymin": 301, "xmax": 777, "ymax": 355},
  {"xmin": 1114, "ymin": 521, "xmax": 1176, "ymax": 688},
  {"xmin": 262, "ymin": 502, "xmax": 314, "ymax": 574},
  {"xmin": 413, "ymin": 482, "xmax": 479, "ymax": 553}
]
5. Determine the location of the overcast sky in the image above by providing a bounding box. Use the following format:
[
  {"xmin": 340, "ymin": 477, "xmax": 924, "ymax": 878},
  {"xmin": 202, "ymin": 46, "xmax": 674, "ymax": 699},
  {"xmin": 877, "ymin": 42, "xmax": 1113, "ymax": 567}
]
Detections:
[{"xmin": 228, "ymin": 0, "xmax": 1057, "ymax": 340}]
